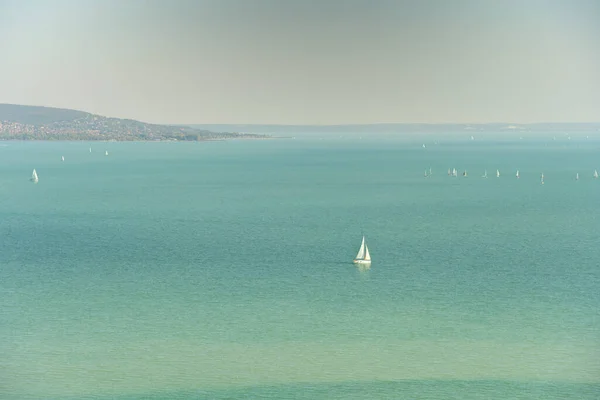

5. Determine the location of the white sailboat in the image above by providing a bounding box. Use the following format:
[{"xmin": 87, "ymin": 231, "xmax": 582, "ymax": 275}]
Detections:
[
  {"xmin": 447, "ymin": 168, "xmax": 451, "ymax": 176},
  {"xmin": 516, "ymin": 170, "xmax": 520, "ymax": 179},
  {"xmin": 482, "ymin": 170, "xmax": 487, "ymax": 178},
  {"xmin": 576, "ymin": 173, "xmax": 579, "ymax": 180},
  {"xmin": 541, "ymin": 173, "xmax": 544, "ymax": 185},
  {"xmin": 89, "ymin": 147, "xmax": 92, "ymax": 153},
  {"xmin": 30, "ymin": 169, "xmax": 39, "ymax": 183},
  {"xmin": 61, "ymin": 156, "xmax": 65, "ymax": 161},
  {"xmin": 105, "ymin": 150, "xmax": 109, "ymax": 156},
  {"xmin": 424, "ymin": 169, "xmax": 429, "ymax": 178},
  {"xmin": 353, "ymin": 236, "xmax": 371, "ymax": 266},
  {"xmin": 429, "ymin": 167, "xmax": 432, "ymax": 176},
  {"xmin": 452, "ymin": 168, "xmax": 457, "ymax": 177},
  {"xmin": 496, "ymin": 169, "xmax": 500, "ymax": 178},
  {"xmin": 594, "ymin": 170, "xmax": 599, "ymax": 179}
]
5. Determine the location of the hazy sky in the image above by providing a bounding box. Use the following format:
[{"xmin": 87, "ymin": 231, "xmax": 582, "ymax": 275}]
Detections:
[{"xmin": 1, "ymin": 0, "xmax": 599, "ymax": 124}]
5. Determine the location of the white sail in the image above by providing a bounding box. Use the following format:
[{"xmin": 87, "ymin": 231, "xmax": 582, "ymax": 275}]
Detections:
[
  {"xmin": 595, "ymin": 170, "xmax": 599, "ymax": 178},
  {"xmin": 452, "ymin": 168, "xmax": 457, "ymax": 177},
  {"xmin": 496, "ymin": 169, "xmax": 500, "ymax": 177},
  {"xmin": 89, "ymin": 147, "xmax": 92, "ymax": 153},
  {"xmin": 364, "ymin": 245, "xmax": 371, "ymax": 261},
  {"xmin": 516, "ymin": 170, "xmax": 520, "ymax": 178},
  {"xmin": 105, "ymin": 150, "xmax": 109, "ymax": 156},
  {"xmin": 355, "ymin": 236, "xmax": 366, "ymax": 260},
  {"xmin": 447, "ymin": 168, "xmax": 451, "ymax": 176},
  {"xmin": 576, "ymin": 173, "xmax": 579, "ymax": 180},
  {"xmin": 61, "ymin": 156, "xmax": 65, "ymax": 161},
  {"xmin": 483, "ymin": 170, "xmax": 487, "ymax": 178},
  {"xmin": 353, "ymin": 236, "xmax": 371, "ymax": 265},
  {"xmin": 541, "ymin": 173, "xmax": 544, "ymax": 184},
  {"xmin": 31, "ymin": 169, "xmax": 39, "ymax": 183}
]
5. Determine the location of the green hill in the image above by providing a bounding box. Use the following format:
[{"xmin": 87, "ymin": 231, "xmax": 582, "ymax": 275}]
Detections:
[
  {"xmin": 0, "ymin": 104, "xmax": 268, "ymax": 141},
  {"xmin": 0, "ymin": 104, "xmax": 89, "ymax": 125}
]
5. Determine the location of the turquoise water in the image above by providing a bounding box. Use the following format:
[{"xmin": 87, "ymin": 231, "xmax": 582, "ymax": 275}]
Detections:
[{"xmin": 1, "ymin": 138, "xmax": 599, "ymax": 399}]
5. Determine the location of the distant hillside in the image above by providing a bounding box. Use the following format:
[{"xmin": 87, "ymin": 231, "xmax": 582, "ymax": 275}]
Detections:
[
  {"xmin": 0, "ymin": 104, "xmax": 268, "ymax": 141},
  {"xmin": 189, "ymin": 123, "xmax": 600, "ymax": 135}
]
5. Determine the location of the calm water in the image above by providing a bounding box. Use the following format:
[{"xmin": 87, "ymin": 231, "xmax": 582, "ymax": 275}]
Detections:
[{"xmin": 1, "ymin": 138, "xmax": 599, "ymax": 399}]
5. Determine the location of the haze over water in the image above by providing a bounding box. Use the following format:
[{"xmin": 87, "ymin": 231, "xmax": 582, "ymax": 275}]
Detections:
[{"xmin": 1, "ymin": 135, "xmax": 599, "ymax": 399}]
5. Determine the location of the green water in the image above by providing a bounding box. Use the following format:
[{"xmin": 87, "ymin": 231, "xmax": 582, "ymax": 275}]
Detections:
[{"xmin": 1, "ymin": 138, "xmax": 599, "ymax": 399}]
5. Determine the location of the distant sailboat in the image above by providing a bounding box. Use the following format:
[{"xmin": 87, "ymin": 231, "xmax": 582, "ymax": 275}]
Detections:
[
  {"xmin": 452, "ymin": 168, "xmax": 457, "ymax": 177},
  {"xmin": 61, "ymin": 156, "xmax": 65, "ymax": 161},
  {"xmin": 30, "ymin": 169, "xmax": 39, "ymax": 183},
  {"xmin": 89, "ymin": 147, "xmax": 92, "ymax": 153},
  {"xmin": 447, "ymin": 168, "xmax": 451, "ymax": 176},
  {"xmin": 105, "ymin": 150, "xmax": 109, "ymax": 156},
  {"xmin": 576, "ymin": 173, "xmax": 579, "ymax": 180},
  {"xmin": 353, "ymin": 236, "xmax": 371, "ymax": 266},
  {"xmin": 482, "ymin": 170, "xmax": 487, "ymax": 178},
  {"xmin": 541, "ymin": 173, "xmax": 544, "ymax": 185},
  {"xmin": 496, "ymin": 169, "xmax": 500, "ymax": 178},
  {"xmin": 516, "ymin": 170, "xmax": 520, "ymax": 179},
  {"xmin": 462, "ymin": 170, "xmax": 467, "ymax": 177},
  {"xmin": 429, "ymin": 167, "xmax": 432, "ymax": 176},
  {"xmin": 424, "ymin": 169, "xmax": 428, "ymax": 178},
  {"xmin": 422, "ymin": 144, "xmax": 426, "ymax": 148},
  {"xmin": 594, "ymin": 170, "xmax": 599, "ymax": 179}
]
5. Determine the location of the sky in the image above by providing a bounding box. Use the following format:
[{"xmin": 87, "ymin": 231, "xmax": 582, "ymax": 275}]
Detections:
[{"xmin": 1, "ymin": 0, "xmax": 599, "ymax": 124}]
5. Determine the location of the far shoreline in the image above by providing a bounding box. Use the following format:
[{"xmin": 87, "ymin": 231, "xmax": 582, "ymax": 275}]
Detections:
[{"xmin": 0, "ymin": 136, "xmax": 291, "ymax": 143}]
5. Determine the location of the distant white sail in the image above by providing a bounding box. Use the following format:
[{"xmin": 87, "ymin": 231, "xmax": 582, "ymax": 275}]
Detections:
[
  {"xmin": 541, "ymin": 173, "xmax": 544, "ymax": 185},
  {"xmin": 105, "ymin": 150, "xmax": 109, "ymax": 156},
  {"xmin": 89, "ymin": 147, "xmax": 92, "ymax": 153},
  {"xmin": 595, "ymin": 170, "xmax": 599, "ymax": 179},
  {"xmin": 496, "ymin": 169, "xmax": 500, "ymax": 178},
  {"xmin": 364, "ymin": 245, "xmax": 371, "ymax": 262},
  {"xmin": 30, "ymin": 169, "xmax": 38, "ymax": 183},
  {"xmin": 355, "ymin": 236, "xmax": 365, "ymax": 260},
  {"xmin": 353, "ymin": 236, "xmax": 371, "ymax": 265},
  {"xmin": 61, "ymin": 156, "xmax": 65, "ymax": 161},
  {"xmin": 482, "ymin": 170, "xmax": 487, "ymax": 178},
  {"xmin": 576, "ymin": 173, "xmax": 579, "ymax": 180},
  {"xmin": 516, "ymin": 170, "xmax": 520, "ymax": 178}
]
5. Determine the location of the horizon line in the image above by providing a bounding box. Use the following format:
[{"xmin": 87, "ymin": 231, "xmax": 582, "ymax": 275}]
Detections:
[
  {"xmin": 2, "ymin": 103, "xmax": 600, "ymax": 127},
  {"xmin": 179, "ymin": 122, "xmax": 600, "ymax": 126}
]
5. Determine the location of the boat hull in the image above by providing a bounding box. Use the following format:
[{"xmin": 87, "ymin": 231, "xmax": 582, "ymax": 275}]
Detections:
[{"xmin": 353, "ymin": 259, "xmax": 371, "ymax": 265}]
